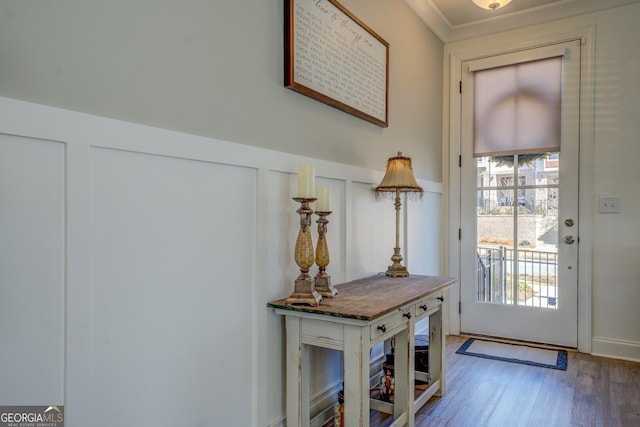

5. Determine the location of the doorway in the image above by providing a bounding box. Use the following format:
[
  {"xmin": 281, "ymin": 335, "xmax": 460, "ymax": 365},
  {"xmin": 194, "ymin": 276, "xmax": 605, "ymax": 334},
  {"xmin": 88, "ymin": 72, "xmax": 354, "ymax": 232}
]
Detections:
[{"xmin": 459, "ymin": 41, "xmax": 581, "ymax": 347}]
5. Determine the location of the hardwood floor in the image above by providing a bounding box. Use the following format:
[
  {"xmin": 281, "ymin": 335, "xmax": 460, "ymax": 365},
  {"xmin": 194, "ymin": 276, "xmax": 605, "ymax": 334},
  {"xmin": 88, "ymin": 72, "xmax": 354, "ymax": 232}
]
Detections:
[{"xmin": 412, "ymin": 335, "xmax": 640, "ymax": 427}]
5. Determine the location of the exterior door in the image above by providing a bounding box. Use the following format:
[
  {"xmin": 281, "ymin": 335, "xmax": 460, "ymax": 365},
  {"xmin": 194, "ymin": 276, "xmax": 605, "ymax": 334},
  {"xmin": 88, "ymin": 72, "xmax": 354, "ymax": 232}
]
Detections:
[{"xmin": 459, "ymin": 41, "xmax": 581, "ymax": 347}]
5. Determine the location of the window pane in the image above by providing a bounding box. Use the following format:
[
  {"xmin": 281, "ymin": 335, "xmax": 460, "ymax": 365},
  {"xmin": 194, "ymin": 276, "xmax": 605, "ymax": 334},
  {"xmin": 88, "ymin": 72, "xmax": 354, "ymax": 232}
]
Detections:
[{"xmin": 476, "ymin": 153, "xmax": 560, "ymax": 309}]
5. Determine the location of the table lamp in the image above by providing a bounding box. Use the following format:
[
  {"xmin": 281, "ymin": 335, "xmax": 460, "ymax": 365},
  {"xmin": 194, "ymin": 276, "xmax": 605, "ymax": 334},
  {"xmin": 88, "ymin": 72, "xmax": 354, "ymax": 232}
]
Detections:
[{"xmin": 375, "ymin": 152, "xmax": 423, "ymax": 277}]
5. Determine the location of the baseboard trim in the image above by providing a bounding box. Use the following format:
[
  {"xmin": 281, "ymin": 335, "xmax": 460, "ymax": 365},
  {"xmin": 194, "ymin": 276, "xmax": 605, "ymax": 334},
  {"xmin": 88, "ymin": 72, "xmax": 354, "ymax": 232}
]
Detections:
[{"xmin": 591, "ymin": 336, "xmax": 640, "ymax": 362}]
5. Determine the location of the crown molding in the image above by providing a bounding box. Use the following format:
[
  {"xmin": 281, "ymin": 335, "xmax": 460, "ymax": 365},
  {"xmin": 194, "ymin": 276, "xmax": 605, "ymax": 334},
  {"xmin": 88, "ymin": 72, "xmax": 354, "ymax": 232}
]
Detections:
[{"xmin": 405, "ymin": 0, "xmax": 640, "ymax": 43}]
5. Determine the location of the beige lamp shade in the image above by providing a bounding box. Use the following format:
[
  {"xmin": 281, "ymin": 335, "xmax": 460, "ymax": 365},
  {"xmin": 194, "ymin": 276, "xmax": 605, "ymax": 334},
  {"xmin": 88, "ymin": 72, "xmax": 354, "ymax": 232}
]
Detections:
[{"xmin": 375, "ymin": 152, "xmax": 423, "ymax": 195}]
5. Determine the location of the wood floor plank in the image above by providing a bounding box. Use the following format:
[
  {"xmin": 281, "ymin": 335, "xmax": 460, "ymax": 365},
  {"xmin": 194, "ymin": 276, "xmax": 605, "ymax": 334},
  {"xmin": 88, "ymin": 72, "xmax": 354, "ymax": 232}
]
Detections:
[
  {"xmin": 361, "ymin": 336, "xmax": 640, "ymax": 427},
  {"xmin": 527, "ymin": 378, "xmax": 575, "ymax": 427},
  {"xmin": 410, "ymin": 335, "xmax": 640, "ymax": 427},
  {"xmin": 424, "ymin": 358, "xmax": 506, "ymax": 422},
  {"xmin": 609, "ymin": 358, "xmax": 640, "ymax": 384},
  {"xmin": 571, "ymin": 353, "xmax": 608, "ymax": 426},
  {"xmin": 482, "ymin": 363, "xmax": 546, "ymax": 426},
  {"xmin": 609, "ymin": 380, "xmax": 640, "ymax": 426}
]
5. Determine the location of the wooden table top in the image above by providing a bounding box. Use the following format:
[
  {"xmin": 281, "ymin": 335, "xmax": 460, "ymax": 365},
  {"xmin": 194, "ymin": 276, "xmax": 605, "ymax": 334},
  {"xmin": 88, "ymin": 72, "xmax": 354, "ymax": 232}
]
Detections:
[{"xmin": 267, "ymin": 274, "xmax": 457, "ymax": 321}]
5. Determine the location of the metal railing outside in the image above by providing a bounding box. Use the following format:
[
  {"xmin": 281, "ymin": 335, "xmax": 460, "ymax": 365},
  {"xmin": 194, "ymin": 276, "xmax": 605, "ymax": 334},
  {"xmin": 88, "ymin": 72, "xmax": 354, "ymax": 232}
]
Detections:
[{"xmin": 477, "ymin": 245, "xmax": 558, "ymax": 308}]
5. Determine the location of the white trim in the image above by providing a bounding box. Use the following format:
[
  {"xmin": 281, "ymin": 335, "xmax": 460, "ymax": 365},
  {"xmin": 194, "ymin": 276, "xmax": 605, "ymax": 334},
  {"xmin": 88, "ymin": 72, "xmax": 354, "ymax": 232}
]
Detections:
[
  {"xmin": 406, "ymin": 0, "xmax": 638, "ymax": 42},
  {"xmin": 64, "ymin": 142, "xmax": 93, "ymax": 425},
  {"xmin": 442, "ymin": 24, "xmax": 595, "ymax": 352},
  {"xmin": 576, "ymin": 25, "xmax": 595, "ymax": 355},
  {"xmin": 403, "ymin": 0, "xmax": 452, "ymax": 42},
  {"xmin": 592, "ymin": 337, "xmax": 640, "ymax": 363},
  {"xmin": 468, "ymin": 44, "xmax": 566, "ymax": 72},
  {"xmin": 443, "ymin": 50, "xmax": 464, "ymax": 336},
  {"xmin": 255, "ymin": 166, "xmax": 270, "ymax": 427}
]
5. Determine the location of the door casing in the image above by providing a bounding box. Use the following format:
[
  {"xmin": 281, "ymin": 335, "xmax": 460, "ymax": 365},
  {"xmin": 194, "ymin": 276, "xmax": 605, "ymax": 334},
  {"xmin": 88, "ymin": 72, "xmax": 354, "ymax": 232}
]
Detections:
[
  {"xmin": 458, "ymin": 41, "xmax": 580, "ymax": 347},
  {"xmin": 442, "ymin": 25, "xmax": 596, "ymax": 353}
]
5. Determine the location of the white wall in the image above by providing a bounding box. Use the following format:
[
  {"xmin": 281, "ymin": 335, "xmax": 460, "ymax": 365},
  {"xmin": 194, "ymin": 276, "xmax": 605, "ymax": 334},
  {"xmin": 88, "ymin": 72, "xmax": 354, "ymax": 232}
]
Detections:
[
  {"xmin": 0, "ymin": 1, "xmax": 445, "ymax": 425},
  {"xmin": 442, "ymin": 3, "xmax": 640, "ymax": 361},
  {"xmin": 0, "ymin": 97, "xmax": 443, "ymax": 426},
  {"xmin": 0, "ymin": 0, "xmax": 443, "ymax": 181},
  {"xmin": 588, "ymin": 4, "xmax": 640, "ymax": 361}
]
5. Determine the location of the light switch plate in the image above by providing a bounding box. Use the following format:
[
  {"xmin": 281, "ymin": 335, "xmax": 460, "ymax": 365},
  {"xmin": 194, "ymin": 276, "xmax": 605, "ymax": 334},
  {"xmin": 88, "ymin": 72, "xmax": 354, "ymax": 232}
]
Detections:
[{"xmin": 599, "ymin": 196, "xmax": 621, "ymax": 214}]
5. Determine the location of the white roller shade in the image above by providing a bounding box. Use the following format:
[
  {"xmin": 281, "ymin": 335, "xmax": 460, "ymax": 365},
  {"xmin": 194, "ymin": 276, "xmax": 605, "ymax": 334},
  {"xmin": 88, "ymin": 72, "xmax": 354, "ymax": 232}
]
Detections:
[
  {"xmin": 469, "ymin": 44, "xmax": 566, "ymax": 72},
  {"xmin": 472, "ymin": 49, "xmax": 563, "ymax": 158}
]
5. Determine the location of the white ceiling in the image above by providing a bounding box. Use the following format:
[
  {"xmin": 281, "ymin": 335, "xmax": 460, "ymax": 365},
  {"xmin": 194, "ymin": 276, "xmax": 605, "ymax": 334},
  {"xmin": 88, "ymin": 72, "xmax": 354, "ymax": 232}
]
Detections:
[{"xmin": 405, "ymin": 0, "xmax": 640, "ymax": 42}]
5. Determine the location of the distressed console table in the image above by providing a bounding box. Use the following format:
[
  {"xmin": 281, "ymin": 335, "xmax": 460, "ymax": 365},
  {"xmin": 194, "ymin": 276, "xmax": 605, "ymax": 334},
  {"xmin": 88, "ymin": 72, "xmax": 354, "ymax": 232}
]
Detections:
[{"xmin": 268, "ymin": 274, "xmax": 457, "ymax": 427}]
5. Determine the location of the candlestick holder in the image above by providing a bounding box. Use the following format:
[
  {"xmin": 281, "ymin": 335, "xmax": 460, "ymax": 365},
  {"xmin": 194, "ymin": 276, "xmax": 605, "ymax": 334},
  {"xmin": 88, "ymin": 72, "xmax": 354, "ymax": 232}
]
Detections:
[
  {"xmin": 314, "ymin": 211, "xmax": 337, "ymax": 297},
  {"xmin": 286, "ymin": 198, "xmax": 322, "ymax": 306}
]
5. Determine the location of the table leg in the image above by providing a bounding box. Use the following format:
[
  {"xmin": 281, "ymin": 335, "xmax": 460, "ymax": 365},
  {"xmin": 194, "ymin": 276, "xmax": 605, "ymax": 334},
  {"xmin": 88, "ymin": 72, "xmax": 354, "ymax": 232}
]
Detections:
[
  {"xmin": 429, "ymin": 309, "xmax": 445, "ymax": 396},
  {"xmin": 343, "ymin": 324, "xmax": 369, "ymax": 427},
  {"xmin": 394, "ymin": 327, "xmax": 410, "ymax": 425},
  {"xmin": 285, "ymin": 316, "xmax": 311, "ymax": 427},
  {"xmin": 407, "ymin": 320, "xmax": 417, "ymax": 427}
]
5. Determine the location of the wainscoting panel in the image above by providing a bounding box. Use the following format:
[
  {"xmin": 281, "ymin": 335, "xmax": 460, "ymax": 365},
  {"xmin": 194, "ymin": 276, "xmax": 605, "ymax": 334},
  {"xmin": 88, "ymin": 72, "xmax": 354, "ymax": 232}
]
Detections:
[
  {"xmin": 0, "ymin": 133, "xmax": 65, "ymax": 404},
  {"xmin": 407, "ymin": 185, "xmax": 443, "ymax": 275},
  {"xmin": 0, "ymin": 96, "xmax": 444, "ymax": 427},
  {"xmin": 349, "ymin": 181, "xmax": 395, "ymax": 279},
  {"xmin": 88, "ymin": 147, "xmax": 257, "ymax": 426}
]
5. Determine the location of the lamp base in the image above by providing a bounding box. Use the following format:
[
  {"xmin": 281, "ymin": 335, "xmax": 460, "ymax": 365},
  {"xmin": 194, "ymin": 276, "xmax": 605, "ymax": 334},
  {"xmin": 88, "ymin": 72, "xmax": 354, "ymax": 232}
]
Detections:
[
  {"xmin": 385, "ymin": 265, "xmax": 410, "ymax": 278},
  {"xmin": 315, "ymin": 274, "xmax": 338, "ymax": 298},
  {"xmin": 286, "ymin": 276, "xmax": 322, "ymax": 306}
]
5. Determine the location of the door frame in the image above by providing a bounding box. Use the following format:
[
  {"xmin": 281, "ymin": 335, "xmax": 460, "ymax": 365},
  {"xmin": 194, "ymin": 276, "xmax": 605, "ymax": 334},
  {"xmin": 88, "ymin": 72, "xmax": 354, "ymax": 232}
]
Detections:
[{"xmin": 441, "ymin": 24, "xmax": 596, "ymax": 353}]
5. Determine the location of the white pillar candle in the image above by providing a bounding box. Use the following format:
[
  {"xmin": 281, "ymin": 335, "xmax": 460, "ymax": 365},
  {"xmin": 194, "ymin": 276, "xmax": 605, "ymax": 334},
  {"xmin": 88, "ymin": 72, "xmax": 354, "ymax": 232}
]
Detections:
[
  {"xmin": 315, "ymin": 186, "xmax": 331, "ymax": 212},
  {"xmin": 297, "ymin": 164, "xmax": 315, "ymax": 198}
]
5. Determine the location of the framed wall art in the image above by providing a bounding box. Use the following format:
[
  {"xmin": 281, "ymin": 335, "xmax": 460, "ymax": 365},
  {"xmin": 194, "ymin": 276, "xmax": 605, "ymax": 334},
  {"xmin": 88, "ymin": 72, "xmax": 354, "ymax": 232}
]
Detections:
[{"xmin": 284, "ymin": 0, "xmax": 389, "ymax": 127}]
